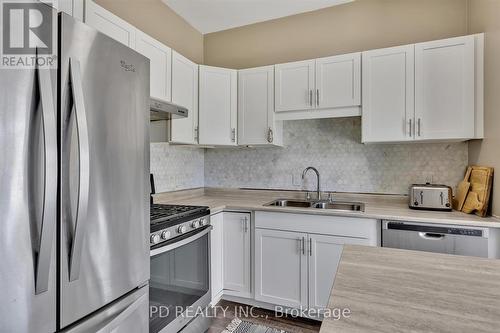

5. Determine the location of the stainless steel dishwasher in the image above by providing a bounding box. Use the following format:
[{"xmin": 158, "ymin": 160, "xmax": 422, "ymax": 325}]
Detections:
[{"xmin": 382, "ymin": 220, "xmax": 490, "ymax": 258}]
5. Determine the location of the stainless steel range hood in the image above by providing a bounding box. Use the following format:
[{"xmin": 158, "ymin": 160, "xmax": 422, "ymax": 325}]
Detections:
[{"xmin": 150, "ymin": 97, "xmax": 188, "ymax": 121}]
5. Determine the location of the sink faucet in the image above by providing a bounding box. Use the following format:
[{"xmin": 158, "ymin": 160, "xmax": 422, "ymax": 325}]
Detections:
[{"xmin": 302, "ymin": 167, "xmax": 321, "ymax": 200}]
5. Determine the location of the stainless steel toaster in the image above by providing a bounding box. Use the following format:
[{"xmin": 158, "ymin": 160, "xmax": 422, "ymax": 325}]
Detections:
[{"xmin": 409, "ymin": 184, "xmax": 453, "ymax": 211}]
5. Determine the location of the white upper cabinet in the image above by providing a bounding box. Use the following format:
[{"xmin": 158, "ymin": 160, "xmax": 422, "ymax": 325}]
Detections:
[
  {"xmin": 135, "ymin": 31, "xmax": 172, "ymax": 102},
  {"xmin": 275, "ymin": 60, "xmax": 315, "ymax": 113},
  {"xmin": 43, "ymin": 0, "xmax": 84, "ymax": 20},
  {"xmin": 362, "ymin": 45, "xmax": 415, "ymax": 143},
  {"xmin": 85, "ymin": 0, "xmax": 136, "ymax": 48},
  {"xmin": 198, "ymin": 66, "xmax": 238, "ymax": 146},
  {"xmin": 414, "ymin": 35, "xmax": 476, "ymax": 141},
  {"xmin": 315, "ymin": 53, "xmax": 361, "ymax": 109},
  {"xmin": 170, "ymin": 51, "xmax": 199, "ymax": 144},
  {"xmin": 238, "ymin": 66, "xmax": 283, "ymax": 146},
  {"xmin": 274, "ymin": 55, "xmax": 361, "ymax": 120},
  {"xmin": 362, "ymin": 34, "xmax": 483, "ymax": 143}
]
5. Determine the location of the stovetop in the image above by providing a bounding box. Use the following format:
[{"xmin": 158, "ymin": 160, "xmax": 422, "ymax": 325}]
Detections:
[{"xmin": 150, "ymin": 204, "xmax": 210, "ymax": 232}]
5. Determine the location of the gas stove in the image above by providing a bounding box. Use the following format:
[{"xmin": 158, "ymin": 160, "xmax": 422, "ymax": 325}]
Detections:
[{"xmin": 149, "ymin": 203, "xmax": 210, "ymax": 248}]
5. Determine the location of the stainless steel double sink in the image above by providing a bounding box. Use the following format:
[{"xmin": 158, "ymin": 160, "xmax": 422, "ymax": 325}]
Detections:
[{"xmin": 264, "ymin": 199, "xmax": 365, "ymax": 212}]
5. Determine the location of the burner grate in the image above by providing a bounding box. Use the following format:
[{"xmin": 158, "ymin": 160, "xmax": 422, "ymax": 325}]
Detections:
[{"xmin": 150, "ymin": 204, "xmax": 208, "ymax": 225}]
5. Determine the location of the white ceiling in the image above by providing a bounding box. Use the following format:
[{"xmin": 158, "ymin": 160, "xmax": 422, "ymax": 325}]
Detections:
[{"xmin": 162, "ymin": 0, "xmax": 355, "ymax": 34}]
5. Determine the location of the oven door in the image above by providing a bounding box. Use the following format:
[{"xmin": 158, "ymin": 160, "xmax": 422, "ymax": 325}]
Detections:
[{"xmin": 149, "ymin": 225, "xmax": 212, "ymax": 333}]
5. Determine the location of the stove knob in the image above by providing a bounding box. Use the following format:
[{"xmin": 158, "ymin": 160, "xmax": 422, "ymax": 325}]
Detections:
[
  {"xmin": 191, "ymin": 220, "xmax": 200, "ymax": 228},
  {"xmin": 200, "ymin": 217, "xmax": 209, "ymax": 226},
  {"xmin": 150, "ymin": 234, "xmax": 160, "ymax": 244},
  {"xmin": 161, "ymin": 231, "xmax": 171, "ymax": 240},
  {"xmin": 177, "ymin": 225, "xmax": 187, "ymax": 234}
]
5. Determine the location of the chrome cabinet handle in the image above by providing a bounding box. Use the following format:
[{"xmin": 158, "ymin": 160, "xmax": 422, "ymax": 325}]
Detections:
[
  {"xmin": 267, "ymin": 127, "xmax": 274, "ymax": 143},
  {"xmin": 68, "ymin": 58, "xmax": 91, "ymax": 282},
  {"xmin": 194, "ymin": 126, "xmax": 199, "ymax": 141},
  {"xmin": 417, "ymin": 118, "xmax": 422, "ymax": 137},
  {"xmin": 231, "ymin": 128, "xmax": 236, "ymax": 142},
  {"xmin": 243, "ymin": 216, "xmax": 249, "ymax": 233},
  {"xmin": 309, "ymin": 90, "xmax": 313, "ymax": 107},
  {"xmin": 302, "ymin": 237, "xmax": 306, "ymax": 255},
  {"xmin": 316, "ymin": 89, "xmax": 320, "ymax": 107},
  {"xmin": 35, "ymin": 64, "xmax": 57, "ymax": 295},
  {"xmin": 409, "ymin": 118, "xmax": 412, "ymax": 137},
  {"xmin": 309, "ymin": 238, "xmax": 313, "ymax": 256}
]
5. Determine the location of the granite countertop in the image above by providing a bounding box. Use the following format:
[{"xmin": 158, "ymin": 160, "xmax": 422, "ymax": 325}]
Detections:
[
  {"xmin": 321, "ymin": 245, "xmax": 500, "ymax": 333},
  {"xmin": 154, "ymin": 188, "xmax": 500, "ymax": 228}
]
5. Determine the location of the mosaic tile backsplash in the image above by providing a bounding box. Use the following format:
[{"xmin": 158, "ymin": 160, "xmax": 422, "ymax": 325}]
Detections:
[
  {"xmin": 204, "ymin": 118, "xmax": 468, "ymax": 195},
  {"xmin": 150, "ymin": 143, "xmax": 204, "ymax": 193}
]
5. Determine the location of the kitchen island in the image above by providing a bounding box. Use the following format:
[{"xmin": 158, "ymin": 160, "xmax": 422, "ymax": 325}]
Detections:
[{"xmin": 320, "ymin": 245, "xmax": 500, "ymax": 333}]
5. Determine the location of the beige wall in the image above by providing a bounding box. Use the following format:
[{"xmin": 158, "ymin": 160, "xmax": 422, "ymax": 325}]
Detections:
[
  {"xmin": 204, "ymin": 0, "xmax": 468, "ymax": 69},
  {"xmin": 95, "ymin": 0, "xmax": 203, "ymax": 63},
  {"xmin": 468, "ymin": 0, "xmax": 500, "ymax": 216}
]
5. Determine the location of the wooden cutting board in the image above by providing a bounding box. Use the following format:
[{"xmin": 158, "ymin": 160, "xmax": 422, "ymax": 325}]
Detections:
[
  {"xmin": 461, "ymin": 166, "xmax": 494, "ymax": 217},
  {"xmin": 453, "ymin": 167, "xmax": 472, "ymax": 211}
]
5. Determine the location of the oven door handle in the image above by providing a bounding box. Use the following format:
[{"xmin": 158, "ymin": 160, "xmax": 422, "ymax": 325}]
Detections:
[{"xmin": 150, "ymin": 226, "xmax": 212, "ymax": 257}]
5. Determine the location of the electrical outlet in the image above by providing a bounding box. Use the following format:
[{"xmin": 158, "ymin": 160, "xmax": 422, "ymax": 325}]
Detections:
[
  {"xmin": 422, "ymin": 172, "xmax": 434, "ymax": 184},
  {"xmin": 291, "ymin": 173, "xmax": 302, "ymax": 186}
]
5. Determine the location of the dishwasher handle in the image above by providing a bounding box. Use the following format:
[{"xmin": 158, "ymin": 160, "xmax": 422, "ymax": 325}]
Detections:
[
  {"xmin": 419, "ymin": 232, "xmax": 445, "ymax": 240},
  {"xmin": 384, "ymin": 221, "xmax": 488, "ymax": 238}
]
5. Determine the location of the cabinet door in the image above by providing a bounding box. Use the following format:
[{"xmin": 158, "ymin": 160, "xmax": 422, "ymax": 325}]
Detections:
[
  {"xmin": 308, "ymin": 235, "xmax": 371, "ymax": 310},
  {"xmin": 85, "ymin": 0, "xmax": 136, "ymax": 48},
  {"xmin": 43, "ymin": 0, "xmax": 81, "ymax": 18},
  {"xmin": 255, "ymin": 229, "xmax": 308, "ymax": 308},
  {"xmin": 315, "ymin": 53, "xmax": 361, "ymax": 109},
  {"xmin": 199, "ymin": 66, "xmax": 237, "ymax": 146},
  {"xmin": 362, "ymin": 45, "xmax": 415, "ymax": 143},
  {"xmin": 275, "ymin": 60, "xmax": 315, "ymax": 112},
  {"xmin": 238, "ymin": 66, "xmax": 279, "ymax": 145},
  {"xmin": 415, "ymin": 36, "xmax": 475, "ymax": 140},
  {"xmin": 135, "ymin": 31, "xmax": 172, "ymax": 102},
  {"xmin": 170, "ymin": 51, "xmax": 198, "ymax": 144},
  {"xmin": 210, "ymin": 213, "xmax": 224, "ymax": 302},
  {"xmin": 223, "ymin": 212, "xmax": 251, "ymax": 296}
]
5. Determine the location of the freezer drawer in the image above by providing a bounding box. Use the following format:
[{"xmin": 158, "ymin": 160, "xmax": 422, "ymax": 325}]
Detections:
[
  {"xmin": 61, "ymin": 285, "xmax": 149, "ymax": 333},
  {"xmin": 382, "ymin": 221, "xmax": 489, "ymax": 258}
]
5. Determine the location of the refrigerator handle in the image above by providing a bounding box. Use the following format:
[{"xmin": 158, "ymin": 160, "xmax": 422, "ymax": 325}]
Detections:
[
  {"xmin": 35, "ymin": 64, "xmax": 58, "ymax": 295},
  {"xmin": 68, "ymin": 58, "xmax": 91, "ymax": 282}
]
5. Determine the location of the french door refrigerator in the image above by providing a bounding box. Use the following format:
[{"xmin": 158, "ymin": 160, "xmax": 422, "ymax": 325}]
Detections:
[{"xmin": 0, "ymin": 9, "xmax": 150, "ymax": 333}]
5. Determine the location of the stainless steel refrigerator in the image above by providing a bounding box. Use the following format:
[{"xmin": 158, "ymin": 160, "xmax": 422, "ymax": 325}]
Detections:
[{"xmin": 0, "ymin": 8, "xmax": 150, "ymax": 333}]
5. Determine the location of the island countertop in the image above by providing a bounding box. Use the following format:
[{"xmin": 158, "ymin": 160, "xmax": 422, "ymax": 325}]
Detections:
[{"xmin": 320, "ymin": 245, "xmax": 500, "ymax": 333}]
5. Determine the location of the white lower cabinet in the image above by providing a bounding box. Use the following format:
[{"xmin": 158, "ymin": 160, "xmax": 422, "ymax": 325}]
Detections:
[
  {"xmin": 254, "ymin": 211, "xmax": 379, "ymax": 310},
  {"xmin": 308, "ymin": 234, "xmax": 370, "ymax": 309},
  {"xmin": 255, "ymin": 229, "xmax": 371, "ymax": 310},
  {"xmin": 223, "ymin": 212, "xmax": 252, "ymax": 297},
  {"xmin": 254, "ymin": 229, "xmax": 308, "ymax": 308},
  {"xmin": 210, "ymin": 213, "xmax": 224, "ymax": 303}
]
